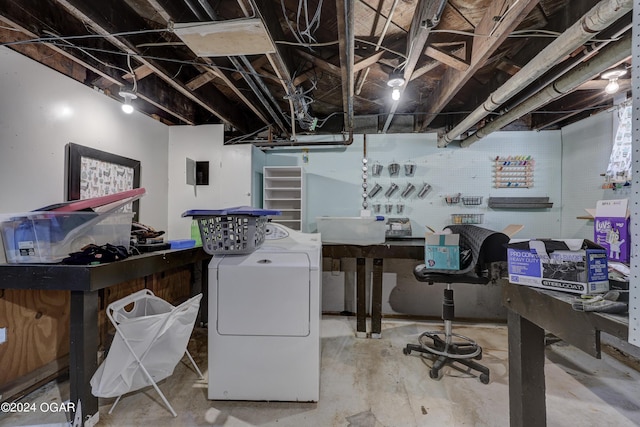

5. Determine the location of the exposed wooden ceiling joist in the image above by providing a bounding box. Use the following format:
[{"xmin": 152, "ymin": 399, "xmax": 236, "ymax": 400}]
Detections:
[
  {"xmin": 52, "ymin": 0, "xmax": 251, "ymax": 130},
  {"xmin": 382, "ymin": 0, "xmax": 447, "ymax": 133},
  {"xmin": 336, "ymin": 0, "xmax": 355, "ymax": 131},
  {"xmin": 419, "ymin": 0, "xmax": 540, "ymax": 130}
]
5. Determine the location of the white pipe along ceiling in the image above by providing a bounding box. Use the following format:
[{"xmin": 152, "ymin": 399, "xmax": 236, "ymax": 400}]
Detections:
[
  {"xmin": 0, "ymin": 0, "xmax": 633, "ymax": 144},
  {"xmin": 438, "ymin": 0, "xmax": 633, "ymax": 148}
]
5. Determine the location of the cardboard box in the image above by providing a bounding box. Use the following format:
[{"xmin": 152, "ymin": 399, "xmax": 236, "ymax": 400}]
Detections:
[
  {"xmin": 425, "ymin": 232, "xmax": 460, "ymax": 270},
  {"xmin": 507, "ymin": 239, "xmax": 609, "ymax": 295},
  {"xmin": 594, "ymin": 199, "xmax": 630, "ymax": 263}
]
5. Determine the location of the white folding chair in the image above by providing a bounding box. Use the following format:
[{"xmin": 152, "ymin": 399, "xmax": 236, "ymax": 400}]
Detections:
[{"xmin": 90, "ymin": 289, "xmax": 203, "ymax": 417}]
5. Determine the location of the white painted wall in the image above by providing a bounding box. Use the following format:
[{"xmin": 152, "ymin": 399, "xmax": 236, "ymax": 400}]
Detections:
[
  {"xmin": 265, "ymin": 131, "xmax": 562, "ymax": 319},
  {"xmin": 265, "ymin": 131, "xmax": 563, "ymax": 239},
  {"xmin": 561, "ymin": 108, "xmax": 624, "ymax": 239},
  {"xmin": 0, "ymin": 47, "xmax": 169, "ymax": 230},
  {"xmin": 167, "ymin": 125, "xmax": 253, "ymax": 240}
]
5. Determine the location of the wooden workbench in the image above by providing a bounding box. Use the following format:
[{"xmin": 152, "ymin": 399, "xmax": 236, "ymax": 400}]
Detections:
[
  {"xmin": 322, "ymin": 238, "xmax": 425, "ymax": 338},
  {"xmin": 0, "ymin": 247, "xmax": 211, "ymax": 426},
  {"xmin": 502, "ymin": 282, "xmax": 629, "ymax": 427}
]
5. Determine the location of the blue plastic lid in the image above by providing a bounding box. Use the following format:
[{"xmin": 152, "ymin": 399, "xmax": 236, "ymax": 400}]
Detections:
[{"xmin": 182, "ymin": 206, "xmax": 281, "ymax": 217}]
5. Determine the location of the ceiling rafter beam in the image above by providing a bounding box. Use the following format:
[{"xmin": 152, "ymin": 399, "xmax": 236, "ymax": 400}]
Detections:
[
  {"xmin": 444, "ymin": 0, "xmax": 632, "ymax": 146},
  {"xmin": 53, "ymin": 0, "xmax": 250, "ymax": 131},
  {"xmin": 140, "ymin": 0, "xmax": 275, "ymax": 129},
  {"xmin": 297, "ymin": 49, "xmax": 343, "ymax": 76},
  {"xmin": 354, "ymin": 51, "xmax": 386, "ymax": 73},
  {"xmin": 122, "ymin": 64, "xmax": 154, "ymax": 81},
  {"xmin": 186, "ymin": 72, "xmax": 216, "ymax": 90},
  {"xmin": 336, "ymin": 0, "xmax": 355, "ymax": 131},
  {"xmin": 382, "ymin": 0, "xmax": 447, "ymax": 133},
  {"xmin": 411, "ymin": 45, "xmax": 465, "ymax": 80},
  {"xmin": 418, "ymin": 0, "xmax": 539, "ymax": 131},
  {"xmin": 424, "ymin": 46, "xmax": 468, "ymax": 71},
  {"xmin": 248, "ymin": 0, "xmax": 300, "ymax": 137},
  {"xmin": 0, "ymin": 14, "xmax": 196, "ymax": 125}
]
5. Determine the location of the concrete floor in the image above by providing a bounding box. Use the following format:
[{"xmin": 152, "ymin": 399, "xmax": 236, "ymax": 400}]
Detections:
[{"xmin": 2, "ymin": 316, "xmax": 640, "ymax": 427}]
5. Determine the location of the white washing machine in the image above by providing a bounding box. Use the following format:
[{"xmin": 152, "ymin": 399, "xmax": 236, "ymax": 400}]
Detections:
[{"xmin": 208, "ymin": 222, "xmax": 322, "ymax": 401}]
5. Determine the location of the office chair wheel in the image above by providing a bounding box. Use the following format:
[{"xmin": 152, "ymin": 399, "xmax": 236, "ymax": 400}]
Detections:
[
  {"xmin": 474, "ymin": 348, "xmax": 483, "ymax": 360},
  {"xmin": 429, "ymin": 368, "xmax": 442, "ymax": 380},
  {"xmin": 479, "ymin": 373, "xmax": 490, "ymax": 384}
]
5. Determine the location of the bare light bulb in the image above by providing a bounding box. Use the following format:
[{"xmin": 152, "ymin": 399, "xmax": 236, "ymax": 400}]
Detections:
[
  {"xmin": 119, "ymin": 90, "xmax": 137, "ymax": 114},
  {"xmin": 604, "ymin": 78, "xmax": 619, "ymax": 95},
  {"xmin": 122, "ymin": 102, "xmax": 134, "ymax": 114},
  {"xmin": 601, "ymin": 69, "xmax": 626, "ymax": 95},
  {"xmin": 392, "ymin": 87, "xmax": 401, "ymax": 101}
]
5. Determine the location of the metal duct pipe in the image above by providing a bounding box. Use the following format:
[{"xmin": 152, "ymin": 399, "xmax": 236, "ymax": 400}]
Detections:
[
  {"xmin": 460, "ymin": 31, "xmax": 631, "ymax": 148},
  {"xmin": 183, "ymin": 0, "xmax": 207, "ymax": 21},
  {"xmin": 439, "ymin": 0, "xmax": 633, "ymax": 147},
  {"xmin": 250, "ymin": 131, "xmax": 355, "ymax": 147},
  {"xmin": 501, "ymin": 22, "xmax": 632, "ymax": 115},
  {"xmin": 238, "ymin": 55, "xmax": 289, "ymax": 129}
]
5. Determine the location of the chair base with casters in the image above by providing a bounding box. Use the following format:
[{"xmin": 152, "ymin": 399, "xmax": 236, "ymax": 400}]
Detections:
[
  {"xmin": 403, "ymin": 285, "xmax": 490, "ymax": 384},
  {"xmin": 404, "ymin": 225, "xmax": 509, "ymax": 385}
]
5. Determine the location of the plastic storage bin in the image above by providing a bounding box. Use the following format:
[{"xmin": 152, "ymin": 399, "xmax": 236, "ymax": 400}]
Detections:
[
  {"xmin": 316, "ymin": 216, "xmax": 386, "ymax": 245},
  {"xmin": 183, "ymin": 207, "xmax": 281, "ymax": 255},
  {"xmin": 0, "ymin": 211, "xmax": 133, "ymax": 263}
]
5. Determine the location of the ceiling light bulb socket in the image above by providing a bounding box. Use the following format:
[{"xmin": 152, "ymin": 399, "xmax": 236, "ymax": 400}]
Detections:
[
  {"xmin": 387, "ymin": 72, "xmax": 405, "ymax": 88},
  {"xmin": 601, "ymin": 69, "xmax": 626, "ymax": 80},
  {"xmin": 119, "ymin": 90, "xmax": 138, "ymax": 101}
]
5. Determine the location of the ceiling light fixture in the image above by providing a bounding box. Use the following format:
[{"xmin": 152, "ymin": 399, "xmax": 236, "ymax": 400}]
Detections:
[
  {"xmin": 601, "ymin": 69, "xmax": 627, "ymax": 95},
  {"xmin": 119, "ymin": 89, "xmax": 137, "ymax": 114},
  {"xmin": 387, "ymin": 72, "xmax": 405, "ymax": 101}
]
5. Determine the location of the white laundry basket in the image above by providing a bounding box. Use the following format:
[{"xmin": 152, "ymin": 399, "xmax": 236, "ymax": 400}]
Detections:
[{"xmin": 90, "ymin": 290, "xmax": 203, "ymax": 416}]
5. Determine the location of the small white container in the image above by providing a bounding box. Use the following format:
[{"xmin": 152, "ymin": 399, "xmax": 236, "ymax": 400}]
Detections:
[{"xmin": 316, "ymin": 216, "xmax": 386, "ymax": 245}]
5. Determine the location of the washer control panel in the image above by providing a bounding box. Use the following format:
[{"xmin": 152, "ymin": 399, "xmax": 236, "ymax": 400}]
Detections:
[{"xmin": 264, "ymin": 223, "xmax": 289, "ymax": 240}]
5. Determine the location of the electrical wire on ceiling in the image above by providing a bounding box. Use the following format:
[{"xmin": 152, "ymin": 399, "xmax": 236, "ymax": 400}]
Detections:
[
  {"xmin": 227, "ymin": 101, "xmax": 618, "ymax": 142},
  {"xmin": 40, "ymin": 30, "xmax": 132, "ymax": 78},
  {"xmin": 280, "ymin": 0, "xmax": 324, "ymax": 49},
  {"xmin": 275, "ymin": 38, "xmax": 408, "ymax": 60},
  {"xmin": 283, "ymin": 78, "xmax": 318, "ymax": 130},
  {"xmin": 8, "ymin": 25, "xmax": 613, "ymax": 66},
  {"xmin": 126, "ymin": 53, "xmax": 138, "ymax": 92}
]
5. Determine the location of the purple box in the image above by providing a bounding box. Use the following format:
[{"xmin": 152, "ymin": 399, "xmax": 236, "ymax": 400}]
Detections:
[{"xmin": 594, "ymin": 199, "xmax": 630, "ymax": 263}]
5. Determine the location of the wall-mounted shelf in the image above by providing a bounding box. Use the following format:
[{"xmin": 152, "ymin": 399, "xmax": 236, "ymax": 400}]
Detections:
[
  {"xmin": 493, "ymin": 156, "xmax": 534, "ymax": 188},
  {"xmin": 488, "ymin": 197, "xmax": 553, "ymax": 209},
  {"xmin": 263, "ymin": 166, "xmax": 305, "ymax": 231}
]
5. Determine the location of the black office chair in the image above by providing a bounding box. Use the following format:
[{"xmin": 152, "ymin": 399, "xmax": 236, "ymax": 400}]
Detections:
[{"xmin": 403, "ymin": 225, "xmax": 509, "ymax": 384}]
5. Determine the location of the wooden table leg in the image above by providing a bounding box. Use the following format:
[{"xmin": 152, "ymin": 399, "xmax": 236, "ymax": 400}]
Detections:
[
  {"xmin": 356, "ymin": 257, "xmax": 367, "ymax": 337},
  {"xmin": 370, "ymin": 258, "xmax": 383, "ymax": 338},
  {"xmin": 507, "ymin": 310, "xmax": 547, "ymax": 427},
  {"xmin": 70, "ymin": 290, "xmax": 99, "ymax": 426}
]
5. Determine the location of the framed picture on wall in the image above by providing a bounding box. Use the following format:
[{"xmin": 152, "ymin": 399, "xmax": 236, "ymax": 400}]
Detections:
[{"xmin": 66, "ymin": 143, "xmax": 141, "ymax": 220}]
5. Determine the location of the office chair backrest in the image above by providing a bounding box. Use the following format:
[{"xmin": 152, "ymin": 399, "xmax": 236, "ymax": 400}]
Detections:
[{"xmin": 443, "ymin": 225, "xmax": 509, "ymax": 276}]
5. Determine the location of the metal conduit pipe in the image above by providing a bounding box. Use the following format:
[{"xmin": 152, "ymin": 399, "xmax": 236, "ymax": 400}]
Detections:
[
  {"xmin": 251, "ymin": 130, "xmax": 355, "ymax": 147},
  {"xmin": 439, "ymin": 0, "xmax": 632, "ymax": 147},
  {"xmin": 183, "ymin": 0, "xmax": 207, "ymax": 21},
  {"xmin": 500, "ymin": 22, "xmax": 631, "ymax": 115},
  {"xmin": 228, "ymin": 56, "xmax": 288, "ymax": 133},
  {"xmin": 460, "ymin": 31, "xmax": 631, "ymax": 148},
  {"xmin": 187, "ymin": 0, "xmax": 290, "ymax": 135},
  {"xmin": 238, "ymin": 55, "xmax": 290, "ymax": 128}
]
